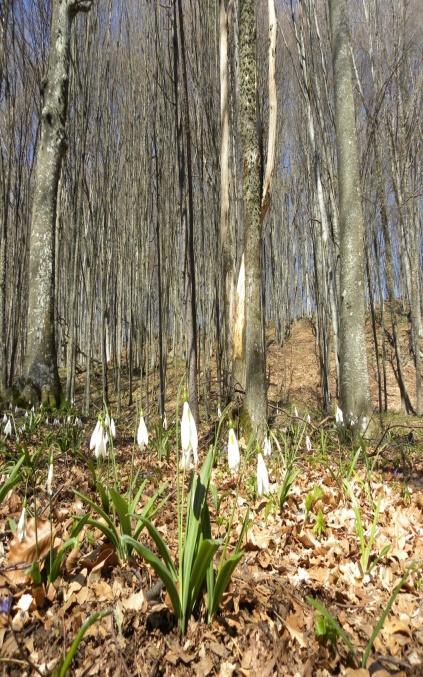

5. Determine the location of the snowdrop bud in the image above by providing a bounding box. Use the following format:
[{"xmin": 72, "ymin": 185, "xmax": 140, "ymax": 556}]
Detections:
[
  {"xmin": 67, "ymin": 415, "xmax": 71, "ymax": 424},
  {"xmin": 4, "ymin": 418, "xmax": 12, "ymax": 437},
  {"xmin": 305, "ymin": 435, "xmax": 312, "ymax": 452},
  {"xmin": 2, "ymin": 413, "xmax": 7, "ymax": 423},
  {"xmin": 217, "ymin": 406, "xmax": 222, "ymax": 418},
  {"xmin": 25, "ymin": 411, "xmax": 29, "ymax": 419},
  {"xmin": 17, "ymin": 503, "xmax": 27, "ymax": 543},
  {"xmin": 336, "ymin": 406, "xmax": 343, "ymax": 425},
  {"xmin": 90, "ymin": 420, "xmax": 101, "ymax": 451},
  {"xmin": 109, "ymin": 418, "xmax": 116, "ymax": 438},
  {"xmin": 227, "ymin": 427, "xmax": 240, "ymax": 474},
  {"xmin": 45, "ymin": 418, "xmax": 49, "ymax": 424},
  {"xmin": 137, "ymin": 414, "xmax": 148, "ymax": 451},
  {"xmin": 181, "ymin": 401, "xmax": 191, "ymax": 455},
  {"xmin": 294, "ymin": 407, "xmax": 298, "ymax": 418},
  {"xmin": 75, "ymin": 417, "xmax": 82, "ymax": 429},
  {"xmin": 14, "ymin": 406, "xmax": 18, "ymax": 414},
  {"xmin": 31, "ymin": 406, "xmax": 35, "ymax": 413},
  {"xmin": 263, "ymin": 435, "xmax": 272, "ymax": 457},
  {"xmin": 9, "ymin": 403, "xmax": 12, "ymax": 410},
  {"xmin": 257, "ymin": 453, "xmax": 270, "ymax": 497},
  {"xmin": 163, "ymin": 414, "xmax": 167, "ymax": 430},
  {"xmin": 306, "ymin": 414, "xmax": 311, "ymax": 424},
  {"xmin": 46, "ymin": 463, "xmax": 54, "ymax": 496}
]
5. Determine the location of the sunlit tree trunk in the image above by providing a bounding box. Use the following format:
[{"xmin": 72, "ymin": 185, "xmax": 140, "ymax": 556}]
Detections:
[
  {"xmin": 329, "ymin": 0, "xmax": 371, "ymax": 427},
  {"xmin": 20, "ymin": 0, "xmax": 92, "ymax": 407},
  {"xmin": 240, "ymin": 0, "xmax": 267, "ymax": 435}
]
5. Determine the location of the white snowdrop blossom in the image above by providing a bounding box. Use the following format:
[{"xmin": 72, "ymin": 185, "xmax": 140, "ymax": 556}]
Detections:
[
  {"xmin": 31, "ymin": 406, "xmax": 35, "ymax": 413},
  {"xmin": 162, "ymin": 414, "xmax": 167, "ymax": 430},
  {"xmin": 110, "ymin": 418, "xmax": 116, "ymax": 439},
  {"xmin": 75, "ymin": 417, "xmax": 82, "ymax": 429},
  {"xmin": 257, "ymin": 453, "xmax": 270, "ymax": 497},
  {"xmin": 306, "ymin": 414, "xmax": 311, "ymax": 424},
  {"xmin": 94, "ymin": 431, "xmax": 107, "ymax": 459},
  {"xmin": 336, "ymin": 406, "xmax": 343, "ymax": 425},
  {"xmin": 305, "ymin": 435, "xmax": 312, "ymax": 452},
  {"xmin": 14, "ymin": 406, "xmax": 18, "ymax": 414},
  {"xmin": 227, "ymin": 427, "xmax": 240, "ymax": 474},
  {"xmin": 90, "ymin": 420, "xmax": 102, "ymax": 451},
  {"xmin": 294, "ymin": 407, "xmax": 298, "ymax": 418},
  {"xmin": 9, "ymin": 402, "xmax": 12, "ymax": 410},
  {"xmin": 2, "ymin": 413, "xmax": 7, "ymax": 423},
  {"xmin": 67, "ymin": 415, "xmax": 71, "ymax": 424},
  {"xmin": 46, "ymin": 463, "xmax": 54, "ymax": 496},
  {"xmin": 217, "ymin": 406, "xmax": 222, "ymax": 419},
  {"xmin": 4, "ymin": 418, "xmax": 12, "ymax": 437},
  {"xmin": 25, "ymin": 411, "xmax": 29, "ymax": 419},
  {"xmin": 137, "ymin": 414, "xmax": 148, "ymax": 451},
  {"xmin": 263, "ymin": 435, "xmax": 272, "ymax": 457},
  {"xmin": 180, "ymin": 401, "xmax": 198, "ymax": 469},
  {"xmin": 17, "ymin": 504, "xmax": 27, "ymax": 543}
]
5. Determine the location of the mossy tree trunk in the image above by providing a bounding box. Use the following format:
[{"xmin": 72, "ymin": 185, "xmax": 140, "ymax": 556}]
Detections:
[{"xmin": 21, "ymin": 0, "xmax": 92, "ymax": 407}]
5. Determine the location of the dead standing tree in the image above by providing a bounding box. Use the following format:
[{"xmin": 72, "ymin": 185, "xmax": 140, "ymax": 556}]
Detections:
[{"xmin": 20, "ymin": 0, "xmax": 93, "ymax": 407}]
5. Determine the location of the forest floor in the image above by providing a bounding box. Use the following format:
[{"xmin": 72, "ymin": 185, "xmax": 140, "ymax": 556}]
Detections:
[{"xmin": 1, "ymin": 315, "xmax": 423, "ymax": 677}]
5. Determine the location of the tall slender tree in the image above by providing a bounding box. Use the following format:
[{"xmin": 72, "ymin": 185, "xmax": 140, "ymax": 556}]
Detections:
[
  {"xmin": 20, "ymin": 0, "xmax": 92, "ymax": 406},
  {"xmin": 329, "ymin": 0, "xmax": 371, "ymax": 427}
]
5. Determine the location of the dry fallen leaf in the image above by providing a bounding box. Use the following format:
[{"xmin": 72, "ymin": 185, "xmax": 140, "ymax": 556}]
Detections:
[{"xmin": 6, "ymin": 519, "xmax": 55, "ymax": 586}]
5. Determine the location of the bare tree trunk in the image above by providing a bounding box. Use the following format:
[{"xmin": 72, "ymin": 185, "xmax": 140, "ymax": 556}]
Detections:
[
  {"xmin": 20, "ymin": 0, "xmax": 92, "ymax": 407},
  {"xmin": 329, "ymin": 0, "xmax": 371, "ymax": 427},
  {"xmin": 240, "ymin": 0, "xmax": 267, "ymax": 436}
]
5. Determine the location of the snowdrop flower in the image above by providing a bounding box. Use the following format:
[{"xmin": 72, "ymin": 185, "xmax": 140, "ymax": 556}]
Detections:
[
  {"xmin": 263, "ymin": 434, "xmax": 272, "ymax": 457},
  {"xmin": 17, "ymin": 503, "xmax": 27, "ymax": 543},
  {"xmin": 53, "ymin": 418, "xmax": 60, "ymax": 426},
  {"xmin": 14, "ymin": 406, "xmax": 18, "ymax": 414},
  {"xmin": 336, "ymin": 406, "xmax": 343, "ymax": 425},
  {"xmin": 67, "ymin": 415, "xmax": 71, "ymax": 424},
  {"xmin": 257, "ymin": 453, "xmax": 270, "ymax": 497},
  {"xmin": 90, "ymin": 420, "xmax": 102, "ymax": 451},
  {"xmin": 110, "ymin": 418, "xmax": 116, "ymax": 439},
  {"xmin": 4, "ymin": 418, "xmax": 12, "ymax": 437},
  {"xmin": 294, "ymin": 407, "xmax": 298, "ymax": 418},
  {"xmin": 137, "ymin": 413, "xmax": 148, "ymax": 451},
  {"xmin": 75, "ymin": 417, "xmax": 82, "ymax": 429},
  {"xmin": 9, "ymin": 403, "xmax": 12, "ymax": 410},
  {"xmin": 180, "ymin": 400, "xmax": 198, "ymax": 469},
  {"xmin": 2, "ymin": 413, "xmax": 6, "ymax": 423},
  {"xmin": 217, "ymin": 406, "xmax": 222, "ymax": 419},
  {"xmin": 25, "ymin": 411, "xmax": 29, "ymax": 419},
  {"xmin": 31, "ymin": 406, "xmax": 35, "ymax": 413},
  {"xmin": 227, "ymin": 426, "xmax": 240, "ymax": 474},
  {"xmin": 46, "ymin": 462, "xmax": 54, "ymax": 496},
  {"xmin": 306, "ymin": 414, "xmax": 311, "ymax": 424},
  {"xmin": 94, "ymin": 431, "xmax": 107, "ymax": 459},
  {"xmin": 162, "ymin": 413, "xmax": 167, "ymax": 430},
  {"xmin": 305, "ymin": 435, "xmax": 312, "ymax": 452},
  {"xmin": 45, "ymin": 417, "xmax": 49, "ymax": 424}
]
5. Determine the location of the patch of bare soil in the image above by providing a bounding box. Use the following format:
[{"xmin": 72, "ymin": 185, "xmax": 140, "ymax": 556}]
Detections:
[{"xmin": 1, "ymin": 317, "xmax": 422, "ymax": 676}]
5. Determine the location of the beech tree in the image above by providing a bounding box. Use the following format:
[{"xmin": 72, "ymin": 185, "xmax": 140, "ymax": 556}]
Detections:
[
  {"xmin": 329, "ymin": 0, "xmax": 372, "ymax": 427},
  {"xmin": 19, "ymin": 0, "xmax": 92, "ymax": 406}
]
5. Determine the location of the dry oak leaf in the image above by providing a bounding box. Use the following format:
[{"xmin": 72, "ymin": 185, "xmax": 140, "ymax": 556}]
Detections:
[{"xmin": 6, "ymin": 518, "xmax": 56, "ymax": 586}]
